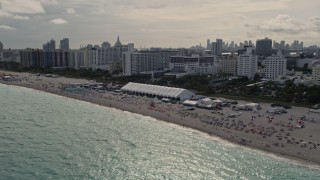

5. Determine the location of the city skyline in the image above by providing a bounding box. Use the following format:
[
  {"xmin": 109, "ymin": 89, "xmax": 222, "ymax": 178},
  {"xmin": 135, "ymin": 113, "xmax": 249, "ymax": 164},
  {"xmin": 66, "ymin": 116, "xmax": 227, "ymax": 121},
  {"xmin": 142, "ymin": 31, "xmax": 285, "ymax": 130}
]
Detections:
[{"xmin": 0, "ymin": 0, "xmax": 320, "ymax": 49}]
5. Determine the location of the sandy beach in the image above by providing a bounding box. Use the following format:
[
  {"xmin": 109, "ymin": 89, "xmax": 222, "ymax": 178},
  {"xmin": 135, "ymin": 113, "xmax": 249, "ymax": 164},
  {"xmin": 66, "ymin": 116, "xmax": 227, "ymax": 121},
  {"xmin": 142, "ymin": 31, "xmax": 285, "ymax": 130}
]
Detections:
[{"xmin": 1, "ymin": 70, "xmax": 320, "ymax": 165}]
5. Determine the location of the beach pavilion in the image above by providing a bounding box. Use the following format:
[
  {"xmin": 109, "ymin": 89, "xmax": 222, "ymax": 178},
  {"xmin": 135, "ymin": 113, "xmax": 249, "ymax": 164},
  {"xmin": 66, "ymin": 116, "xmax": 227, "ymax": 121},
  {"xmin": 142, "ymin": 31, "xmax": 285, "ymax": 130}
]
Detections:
[{"xmin": 120, "ymin": 82, "xmax": 195, "ymax": 102}]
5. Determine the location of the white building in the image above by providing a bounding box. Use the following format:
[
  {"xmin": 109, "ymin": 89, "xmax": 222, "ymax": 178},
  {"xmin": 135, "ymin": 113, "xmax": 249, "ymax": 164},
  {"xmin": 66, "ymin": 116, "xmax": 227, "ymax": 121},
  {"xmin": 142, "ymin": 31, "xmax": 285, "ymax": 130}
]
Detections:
[
  {"xmin": 122, "ymin": 50, "xmax": 179, "ymax": 76},
  {"xmin": 170, "ymin": 54, "xmax": 218, "ymax": 75},
  {"xmin": 88, "ymin": 47, "xmax": 99, "ymax": 70},
  {"xmin": 312, "ymin": 65, "xmax": 320, "ymax": 85},
  {"xmin": 262, "ymin": 51, "xmax": 287, "ymax": 80},
  {"xmin": 86, "ymin": 37, "xmax": 134, "ymax": 72},
  {"xmin": 237, "ymin": 47, "xmax": 258, "ymax": 79}
]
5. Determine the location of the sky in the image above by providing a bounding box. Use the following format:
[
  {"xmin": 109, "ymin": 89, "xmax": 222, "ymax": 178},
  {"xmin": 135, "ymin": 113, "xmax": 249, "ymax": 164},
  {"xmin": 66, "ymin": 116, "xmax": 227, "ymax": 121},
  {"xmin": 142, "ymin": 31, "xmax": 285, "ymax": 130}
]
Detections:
[{"xmin": 0, "ymin": 0, "xmax": 319, "ymax": 49}]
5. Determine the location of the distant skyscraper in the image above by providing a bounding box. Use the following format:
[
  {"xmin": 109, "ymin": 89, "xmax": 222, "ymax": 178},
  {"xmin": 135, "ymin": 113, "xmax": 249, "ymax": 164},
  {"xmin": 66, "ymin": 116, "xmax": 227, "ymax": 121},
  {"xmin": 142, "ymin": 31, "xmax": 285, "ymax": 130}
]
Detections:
[
  {"xmin": 300, "ymin": 42, "xmax": 304, "ymax": 49},
  {"xmin": 114, "ymin": 36, "xmax": 122, "ymax": 47},
  {"xmin": 0, "ymin": 41, "xmax": 3, "ymax": 61},
  {"xmin": 249, "ymin": 40, "xmax": 253, "ymax": 47},
  {"xmin": 256, "ymin": 37, "xmax": 272, "ymax": 56},
  {"xmin": 60, "ymin": 38, "xmax": 69, "ymax": 50},
  {"xmin": 207, "ymin": 39, "xmax": 211, "ymax": 50},
  {"xmin": 211, "ymin": 42, "xmax": 217, "ymax": 55},
  {"xmin": 244, "ymin": 40, "xmax": 249, "ymax": 46},
  {"xmin": 216, "ymin": 39, "xmax": 223, "ymax": 56},
  {"xmin": 230, "ymin": 41, "xmax": 235, "ymax": 48},
  {"xmin": 0, "ymin": 41, "xmax": 3, "ymax": 52},
  {"xmin": 280, "ymin": 40, "xmax": 285, "ymax": 49},
  {"xmin": 273, "ymin": 41, "xmax": 280, "ymax": 49},
  {"xmin": 240, "ymin": 42, "xmax": 244, "ymax": 49},
  {"xmin": 43, "ymin": 39, "xmax": 56, "ymax": 51},
  {"xmin": 101, "ymin": 42, "xmax": 111, "ymax": 48}
]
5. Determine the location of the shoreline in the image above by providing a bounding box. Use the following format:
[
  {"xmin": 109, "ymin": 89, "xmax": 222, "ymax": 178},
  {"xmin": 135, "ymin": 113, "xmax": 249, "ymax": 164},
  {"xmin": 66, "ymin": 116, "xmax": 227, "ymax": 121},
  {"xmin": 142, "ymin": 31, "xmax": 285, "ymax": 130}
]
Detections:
[{"xmin": 1, "ymin": 70, "xmax": 320, "ymax": 167}]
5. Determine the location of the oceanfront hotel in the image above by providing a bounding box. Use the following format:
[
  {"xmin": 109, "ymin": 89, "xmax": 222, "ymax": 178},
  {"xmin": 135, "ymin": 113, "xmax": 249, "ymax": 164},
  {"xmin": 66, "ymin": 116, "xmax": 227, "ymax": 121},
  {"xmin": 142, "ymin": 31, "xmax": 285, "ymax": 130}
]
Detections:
[{"xmin": 0, "ymin": 37, "xmax": 320, "ymax": 83}]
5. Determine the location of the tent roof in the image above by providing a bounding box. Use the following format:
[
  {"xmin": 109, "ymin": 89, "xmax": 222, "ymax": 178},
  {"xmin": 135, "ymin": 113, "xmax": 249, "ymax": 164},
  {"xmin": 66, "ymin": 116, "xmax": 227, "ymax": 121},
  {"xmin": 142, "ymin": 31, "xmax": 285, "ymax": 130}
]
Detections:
[{"xmin": 121, "ymin": 82, "xmax": 195, "ymax": 98}]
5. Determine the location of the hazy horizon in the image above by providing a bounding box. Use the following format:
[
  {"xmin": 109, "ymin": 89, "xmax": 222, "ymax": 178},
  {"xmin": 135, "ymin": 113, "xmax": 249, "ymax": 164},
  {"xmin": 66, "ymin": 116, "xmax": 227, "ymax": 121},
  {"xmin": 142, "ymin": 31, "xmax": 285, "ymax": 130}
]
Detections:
[{"xmin": 0, "ymin": 0, "xmax": 319, "ymax": 49}]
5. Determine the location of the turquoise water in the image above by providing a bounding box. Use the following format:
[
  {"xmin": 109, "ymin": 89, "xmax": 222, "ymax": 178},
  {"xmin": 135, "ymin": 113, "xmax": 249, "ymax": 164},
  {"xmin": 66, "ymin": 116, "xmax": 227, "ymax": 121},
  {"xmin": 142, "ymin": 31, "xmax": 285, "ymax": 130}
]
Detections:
[{"xmin": 0, "ymin": 84, "xmax": 320, "ymax": 179}]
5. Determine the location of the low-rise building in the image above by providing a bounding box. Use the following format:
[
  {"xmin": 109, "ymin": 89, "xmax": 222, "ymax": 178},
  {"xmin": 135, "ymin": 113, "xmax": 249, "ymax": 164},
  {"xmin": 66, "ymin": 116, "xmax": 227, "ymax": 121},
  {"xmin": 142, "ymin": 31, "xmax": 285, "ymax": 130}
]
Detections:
[{"xmin": 169, "ymin": 54, "xmax": 218, "ymax": 75}]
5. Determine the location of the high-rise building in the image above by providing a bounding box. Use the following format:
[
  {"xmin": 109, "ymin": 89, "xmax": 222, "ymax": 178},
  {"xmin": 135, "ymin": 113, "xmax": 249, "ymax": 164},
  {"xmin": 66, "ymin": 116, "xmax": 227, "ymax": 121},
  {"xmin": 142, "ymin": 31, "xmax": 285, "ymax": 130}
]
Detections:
[
  {"xmin": 101, "ymin": 42, "xmax": 111, "ymax": 48},
  {"xmin": 249, "ymin": 40, "xmax": 253, "ymax": 47},
  {"xmin": 0, "ymin": 41, "xmax": 3, "ymax": 61},
  {"xmin": 237, "ymin": 46, "xmax": 258, "ymax": 79},
  {"xmin": 86, "ymin": 37, "xmax": 134, "ymax": 72},
  {"xmin": 262, "ymin": 51, "xmax": 287, "ymax": 80},
  {"xmin": 210, "ymin": 39, "xmax": 223, "ymax": 55},
  {"xmin": 280, "ymin": 40, "xmax": 285, "ymax": 49},
  {"xmin": 273, "ymin": 41, "xmax": 280, "ymax": 49},
  {"xmin": 20, "ymin": 49, "xmax": 44, "ymax": 67},
  {"xmin": 207, "ymin": 39, "xmax": 211, "ymax": 50},
  {"xmin": 0, "ymin": 41, "xmax": 3, "ymax": 52},
  {"xmin": 221, "ymin": 53, "xmax": 237, "ymax": 76},
  {"xmin": 114, "ymin": 36, "xmax": 122, "ymax": 47},
  {"xmin": 43, "ymin": 39, "xmax": 56, "ymax": 51},
  {"xmin": 60, "ymin": 38, "xmax": 69, "ymax": 50},
  {"xmin": 122, "ymin": 50, "xmax": 179, "ymax": 76},
  {"xmin": 312, "ymin": 65, "xmax": 320, "ymax": 85},
  {"xmin": 216, "ymin": 39, "xmax": 223, "ymax": 56},
  {"xmin": 230, "ymin": 41, "xmax": 234, "ymax": 49},
  {"xmin": 2, "ymin": 49, "xmax": 21, "ymax": 62},
  {"xmin": 43, "ymin": 50, "xmax": 69, "ymax": 68},
  {"xmin": 300, "ymin": 42, "xmax": 304, "ymax": 49},
  {"xmin": 256, "ymin": 37, "xmax": 272, "ymax": 56},
  {"xmin": 211, "ymin": 42, "xmax": 217, "ymax": 55}
]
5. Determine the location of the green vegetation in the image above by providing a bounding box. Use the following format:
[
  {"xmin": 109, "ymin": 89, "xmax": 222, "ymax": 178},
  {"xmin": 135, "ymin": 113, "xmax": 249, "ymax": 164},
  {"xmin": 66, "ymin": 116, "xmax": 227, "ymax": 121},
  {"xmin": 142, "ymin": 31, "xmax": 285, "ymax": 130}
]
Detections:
[{"xmin": 0, "ymin": 61, "xmax": 24, "ymax": 71}]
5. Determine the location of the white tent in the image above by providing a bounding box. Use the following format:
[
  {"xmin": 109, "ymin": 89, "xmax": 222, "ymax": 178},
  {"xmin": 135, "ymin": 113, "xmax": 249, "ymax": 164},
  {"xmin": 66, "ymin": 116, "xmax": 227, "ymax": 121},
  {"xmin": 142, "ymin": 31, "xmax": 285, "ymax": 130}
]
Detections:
[
  {"xmin": 182, "ymin": 100, "xmax": 198, "ymax": 106},
  {"xmin": 121, "ymin": 82, "xmax": 195, "ymax": 101},
  {"xmin": 198, "ymin": 98, "xmax": 213, "ymax": 105}
]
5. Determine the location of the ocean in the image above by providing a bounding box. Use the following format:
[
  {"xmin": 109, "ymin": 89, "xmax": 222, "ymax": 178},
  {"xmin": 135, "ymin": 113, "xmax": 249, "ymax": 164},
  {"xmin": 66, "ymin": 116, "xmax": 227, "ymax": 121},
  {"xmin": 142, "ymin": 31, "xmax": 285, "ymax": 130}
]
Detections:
[{"xmin": 0, "ymin": 84, "xmax": 320, "ymax": 179}]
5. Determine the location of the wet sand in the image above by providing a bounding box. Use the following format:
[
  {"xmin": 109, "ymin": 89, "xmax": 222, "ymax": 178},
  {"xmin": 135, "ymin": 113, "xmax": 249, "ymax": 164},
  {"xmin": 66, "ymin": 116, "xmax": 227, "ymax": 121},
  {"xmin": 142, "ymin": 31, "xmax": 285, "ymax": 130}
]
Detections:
[{"xmin": 1, "ymin": 70, "xmax": 320, "ymax": 165}]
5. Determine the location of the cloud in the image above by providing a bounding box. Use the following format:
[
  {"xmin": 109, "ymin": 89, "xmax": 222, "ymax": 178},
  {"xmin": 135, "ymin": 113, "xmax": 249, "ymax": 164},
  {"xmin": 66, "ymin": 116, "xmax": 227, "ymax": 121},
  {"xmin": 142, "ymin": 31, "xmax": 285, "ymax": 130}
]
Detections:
[
  {"xmin": 309, "ymin": 16, "xmax": 320, "ymax": 31},
  {"xmin": 258, "ymin": 14, "xmax": 304, "ymax": 34},
  {"xmin": 13, "ymin": 15, "xmax": 30, "ymax": 20},
  {"xmin": 50, "ymin": 18, "xmax": 68, "ymax": 24},
  {"xmin": 310, "ymin": 16, "xmax": 320, "ymax": 25},
  {"xmin": 0, "ymin": 10, "xmax": 29, "ymax": 20},
  {"xmin": 0, "ymin": 10, "xmax": 12, "ymax": 17},
  {"xmin": 0, "ymin": 25, "xmax": 16, "ymax": 30},
  {"xmin": 1, "ymin": 0, "xmax": 45, "ymax": 14},
  {"xmin": 66, "ymin": 8, "xmax": 76, "ymax": 14},
  {"xmin": 92, "ymin": 9, "xmax": 105, "ymax": 14},
  {"xmin": 40, "ymin": 0, "xmax": 58, "ymax": 5}
]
